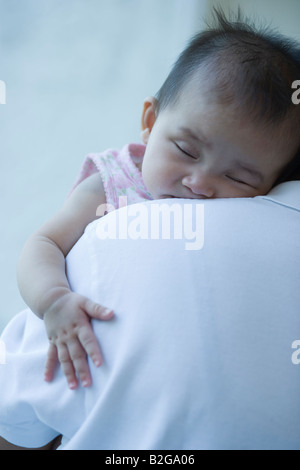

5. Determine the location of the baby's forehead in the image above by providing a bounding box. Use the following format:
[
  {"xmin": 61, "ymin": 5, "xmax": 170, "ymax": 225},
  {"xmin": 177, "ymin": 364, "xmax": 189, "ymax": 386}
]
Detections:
[
  {"xmin": 174, "ymin": 61, "xmax": 239, "ymax": 109},
  {"xmin": 173, "ymin": 69, "xmax": 219, "ymax": 109},
  {"xmin": 176, "ymin": 44, "xmax": 298, "ymax": 126},
  {"xmin": 178, "ymin": 69, "xmax": 298, "ymax": 140},
  {"xmin": 172, "ymin": 70, "xmax": 242, "ymax": 125}
]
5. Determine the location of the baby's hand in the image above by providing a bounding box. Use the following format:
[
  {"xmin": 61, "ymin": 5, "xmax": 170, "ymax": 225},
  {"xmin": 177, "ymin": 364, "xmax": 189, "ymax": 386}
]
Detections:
[{"xmin": 43, "ymin": 291, "xmax": 114, "ymax": 390}]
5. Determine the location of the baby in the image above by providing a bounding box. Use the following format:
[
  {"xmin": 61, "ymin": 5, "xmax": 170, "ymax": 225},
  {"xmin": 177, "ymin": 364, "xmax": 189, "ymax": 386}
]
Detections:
[{"xmin": 16, "ymin": 9, "xmax": 300, "ymax": 390}]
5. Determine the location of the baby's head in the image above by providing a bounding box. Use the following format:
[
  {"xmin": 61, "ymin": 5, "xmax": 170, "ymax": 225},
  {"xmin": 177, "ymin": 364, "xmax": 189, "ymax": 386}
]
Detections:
[{"xmin": 141, "ymin": 8, "xmax": 300, "ymax": 199}]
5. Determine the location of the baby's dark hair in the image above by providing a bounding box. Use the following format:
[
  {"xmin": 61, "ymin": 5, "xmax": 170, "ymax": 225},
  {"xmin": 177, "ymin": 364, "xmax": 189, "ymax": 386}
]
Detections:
[{"xmin": 155, "ymin": 7, "xmax": 300, "ymax": 183}]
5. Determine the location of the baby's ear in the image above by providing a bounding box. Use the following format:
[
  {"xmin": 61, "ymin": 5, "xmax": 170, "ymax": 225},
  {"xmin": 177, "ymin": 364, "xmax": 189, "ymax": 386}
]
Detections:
[{"xmin": 141, "ymin": 97, "xmax": 158, "ymax": 144}]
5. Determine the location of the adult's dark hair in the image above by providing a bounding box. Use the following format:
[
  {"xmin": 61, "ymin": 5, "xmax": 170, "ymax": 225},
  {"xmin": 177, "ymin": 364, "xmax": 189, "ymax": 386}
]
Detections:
[{"xmin": 155, "ymin": 7, "xmax": 300, "ymax": 182}]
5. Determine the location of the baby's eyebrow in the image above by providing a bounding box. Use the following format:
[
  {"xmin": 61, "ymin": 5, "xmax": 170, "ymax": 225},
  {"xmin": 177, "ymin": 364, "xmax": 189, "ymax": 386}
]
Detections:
[
  {"xmin": 178, "ymin": 126, "xmax": 210, "ymax": 146},
  {"xmin": 234, "ymin": 162, "xmax": 264, "ymax": 183}
]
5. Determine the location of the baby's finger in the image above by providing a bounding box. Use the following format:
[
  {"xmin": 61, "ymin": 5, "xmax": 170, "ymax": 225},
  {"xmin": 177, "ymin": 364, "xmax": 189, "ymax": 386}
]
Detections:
[
  {"xmin": 44, "ymin": 342, "xmax": 58, "ymax": 382},
  {"xmin": 67, "ymin": 338, "xmax": 92, "ymax": 388},
  {"xmin": 84, "ymin": 299, "xmax": 114, "ymax": 321},
  {"xmin": 57, "ymin": 342, "xmax": 78, "ymax": 390},
  {"xmin": 78, "ymin": 322, "xmax": 103, "ymax": 369}
]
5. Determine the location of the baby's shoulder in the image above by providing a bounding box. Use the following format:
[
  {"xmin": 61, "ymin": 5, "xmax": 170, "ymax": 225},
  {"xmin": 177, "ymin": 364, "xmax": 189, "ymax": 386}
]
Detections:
[{"xmin": 74, "ymin": 172, "xmax": 104, "ymax": 196}]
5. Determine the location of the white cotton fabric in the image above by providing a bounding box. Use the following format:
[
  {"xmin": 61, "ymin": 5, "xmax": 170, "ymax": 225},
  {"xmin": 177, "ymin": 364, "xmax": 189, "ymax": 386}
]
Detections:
[{"xmin": 0, "ymin": 182, "xmax": 300, "ymax": 450}]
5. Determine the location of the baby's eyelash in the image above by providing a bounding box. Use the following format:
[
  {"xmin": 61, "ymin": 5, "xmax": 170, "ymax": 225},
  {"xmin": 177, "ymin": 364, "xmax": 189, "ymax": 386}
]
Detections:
[
  {"xmin": 226, "ymin": 175, "xmax": 251, "ymax": 186},
  {"xmin": 226, "ymin": 175, "xmax": 244, "ymax": 183},
  {"xmin": 175, "ymin": 142, "xmax": 197, "ymax": 159}
]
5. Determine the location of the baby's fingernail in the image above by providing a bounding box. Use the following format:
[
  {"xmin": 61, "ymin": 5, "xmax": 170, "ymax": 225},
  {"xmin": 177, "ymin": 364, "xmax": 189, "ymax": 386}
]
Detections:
[
  {"xmin": 102, "ymin": 308, "xmax": 113, "ymax": 318},
  {"xmin": 69, "ymin": 381, "xmax": 77, "ymax": 390}
]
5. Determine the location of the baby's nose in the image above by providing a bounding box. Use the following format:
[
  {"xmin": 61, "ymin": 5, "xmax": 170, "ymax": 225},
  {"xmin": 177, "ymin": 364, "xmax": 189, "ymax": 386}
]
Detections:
[{"xmin": 182, "ymin": 174, "xmax": 216, "ymax": 199}]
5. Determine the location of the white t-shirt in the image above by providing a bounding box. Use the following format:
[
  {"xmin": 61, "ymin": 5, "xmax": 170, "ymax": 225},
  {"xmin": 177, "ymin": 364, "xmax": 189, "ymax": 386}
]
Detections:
[{"xmin": 0, "ymin": 182, "xmax": 300, "ymax": 450}]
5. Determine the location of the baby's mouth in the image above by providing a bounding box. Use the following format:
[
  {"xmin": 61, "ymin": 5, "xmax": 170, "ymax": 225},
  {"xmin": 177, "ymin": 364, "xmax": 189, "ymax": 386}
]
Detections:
[{"xmin": 163, "ymin": 194, "xmax": 209, "ymax": 200}]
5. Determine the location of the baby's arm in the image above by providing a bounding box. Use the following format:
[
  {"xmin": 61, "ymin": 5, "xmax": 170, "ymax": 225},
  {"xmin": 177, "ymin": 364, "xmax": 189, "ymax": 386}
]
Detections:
[{"xmin": 17, "ymin": 173, "xmax": 114, "ymax": 389}]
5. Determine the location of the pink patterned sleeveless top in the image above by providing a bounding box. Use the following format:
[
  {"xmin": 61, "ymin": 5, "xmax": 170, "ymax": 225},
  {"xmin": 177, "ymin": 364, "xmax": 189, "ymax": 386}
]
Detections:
[{"xmin": 70, "ymin": 143, "xmax": 153, "ymax": 211}]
